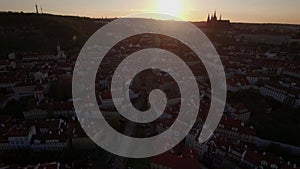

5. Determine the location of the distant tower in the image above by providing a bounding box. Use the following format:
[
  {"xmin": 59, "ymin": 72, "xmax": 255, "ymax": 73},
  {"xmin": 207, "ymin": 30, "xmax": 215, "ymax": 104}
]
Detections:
[
  {"xmin": 56, "ymin": 41, "xmax": 66, "ymax": 62},
  {"xmin": 57, "ymin": 41, "xmax": 61, "ymax": 53},
  {"xmin": 214, "ymin": 10, "xmax": 216, "ymax": 19},
  {"xmin": 40, "ymin": 5, "xmax": 43, "ymax": 14},
  {"xmin": 207, "ymin": 14, "xmax": 210, "ymax": 22},
  {"xmin": 209, "ymin": 10, "xmax": 217, "ymax": 22},
  {"xmin": 219, "ymin": 14, "xmax": 222, "ymax": 20},
  {"xmin": 35, "ymin": 3, "xmax": 39, "ymax": 14}
]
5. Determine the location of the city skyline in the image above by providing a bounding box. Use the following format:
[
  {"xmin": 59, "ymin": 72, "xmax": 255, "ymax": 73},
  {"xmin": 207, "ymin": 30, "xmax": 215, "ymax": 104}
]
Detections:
[
  {"xmin": 0, "ymin": 1, "xmax": 300, "ymax": 169},
  {"xmin": 0, "ymin": 0, "xmax": 299, "ymax": 24}
]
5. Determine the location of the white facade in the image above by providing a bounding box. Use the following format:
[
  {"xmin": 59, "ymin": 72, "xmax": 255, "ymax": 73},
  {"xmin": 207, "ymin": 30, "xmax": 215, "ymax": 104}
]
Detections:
[
  {"xmin": 260, "ymin": 85, "xmax": 296, "ymax": 105},
  {"xmin": 8, "ymin": 126, "xmax": 36, "ymax": 149}
]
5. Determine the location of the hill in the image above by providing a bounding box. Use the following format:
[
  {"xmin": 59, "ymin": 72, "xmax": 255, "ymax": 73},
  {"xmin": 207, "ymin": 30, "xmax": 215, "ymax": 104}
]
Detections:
[
  {"xmin": 0, "ymin": 12, "xmax": 113, "ymax": 58},
  {"xmin": 0, "ymin": 12, "xmax": 298, "ymax": 59}
]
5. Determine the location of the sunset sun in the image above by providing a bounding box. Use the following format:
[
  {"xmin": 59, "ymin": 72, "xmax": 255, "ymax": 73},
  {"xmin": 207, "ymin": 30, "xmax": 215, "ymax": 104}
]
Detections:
[{"xmin": 157, "ymin": 0, "xmax": 183, "ymax": 17}]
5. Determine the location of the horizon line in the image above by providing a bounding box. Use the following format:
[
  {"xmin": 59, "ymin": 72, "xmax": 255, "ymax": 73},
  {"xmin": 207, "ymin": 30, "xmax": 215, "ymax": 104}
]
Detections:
[{"xmin": 1, "ymin": 10, "xmax": 300, "ymax": 26}]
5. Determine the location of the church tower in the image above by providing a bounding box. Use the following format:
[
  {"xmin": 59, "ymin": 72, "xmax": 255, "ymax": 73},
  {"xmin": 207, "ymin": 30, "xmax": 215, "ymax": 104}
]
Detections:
[
  {"xmin": 206, "ymin": 11, "xmax": 231, "ymax": 28},
  {"xmin": 56, "ymin": 41, "xmax": 61, "ymax": 54},
  {"xmin": 213, "ymin": 10, "xmax": 217, "ymax": 21},
  {"xmin": 207, "ymin": 14, "xmax": 210, "ymax": 22}
]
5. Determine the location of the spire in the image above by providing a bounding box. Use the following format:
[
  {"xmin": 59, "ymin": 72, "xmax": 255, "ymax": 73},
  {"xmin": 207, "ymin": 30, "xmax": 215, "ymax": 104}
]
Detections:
[
  {"xmin": 214, "ymin": 10, "xmax": 216, "ymax": 19},
  {"xmin": 57, "ymin": 41, "xmax": 61, "ymax": 53},
  {"xmin": 207, "ymin": 14, "xmax": 210, "ymax": 22},
  {"xmin": 40, "ymin": 5, "xmax": 43, "ymax": 14},
  {"xmin": 219, "ymin": 14, "xmax": 222, "ymax": 20},
  {"xmin": 35, "ymin": 3, "xmax": 39, "ymax": 14}
]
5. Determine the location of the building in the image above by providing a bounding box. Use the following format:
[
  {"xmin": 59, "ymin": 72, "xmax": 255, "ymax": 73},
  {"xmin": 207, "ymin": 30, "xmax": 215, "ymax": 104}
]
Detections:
[
  {"xmin": 56, "ymin": 41, "xmax": 67, "ymax": 62},
  {"xmin": 23, "ymin": 109, "xmax": 48, "ymax": 120},
  {"xmin": 35, "ymin": 119, "xmax": 64, "ymax": 134},
  {"xmin": 228, "ymin": 103, "xmax": 251, "ymax": 122},
  {"xmin": 243, "ymin": 150, "xmax": 261, "ymax": 169},
  {"xmin": 185, "ymin": 129, "xmax": 209, "ymax": 159},
  {"xmin": 227, "ymin": 142, "xmax": 247, "ymax": 161},
  {"xmin": 30, "ymin": 119, "xmax": 69, "ymax": 151},
  {"xmin": 151, "ymin": 146, "xmax": 200, "ymax": 169},
  {"xmin": 99, "ymin": 90, "xmax": 123, "ymax": 109},
  {"xmin": 206, "ymin": 135, "xmax": 232, "ymax": 165},
  {"xmin": 258, "ymin": 152, "xmax": 285, "ymax": 169},
  {"xmin": 0, "ymin": 137, "xmax": 10, "ymax": 151},
  {"xmin": 260, "ymin": 84, "xmax": 300, "ymax": 106},
  {"xmin": 13, "ymin": 81, "xmax": 47, "ymax": 97},
  {"xmin": 30, "ymin": 132, "xmax": 69, "ymax": 151},
  {"xmin": 39, "ymin": 102, "xmax": 75, "ymax": 117},
  {"xmin": 34, "ymin": 85, "xmax": 46, "ymax": 104},
  {"xmin": 216, "ymin": 116, "xmax": 256, "ymax": 144},
  {"xmin": 227, "ymin": 76, "xmax": 251, "ymax": 93},
  {"xmin": 207, "ymin": 11, "xmax": 231, "ymax": 28},
  {"xmin": 7, "ymin": 126, "xmax": 36, "ymax": 149},
  {"xmin": 246, "ymin": 72, "xmax": 260, "ymax": 85},
  {"xmin": 0, "ymin": 116, "xmax": 12, "ymax": 151},
  {"xmin": 0, "ymin": 77, "xmax": 20, "ymax": 89},
  {"xmin": 71, "ymin": 125, "xmax": 96, "ymax": 149}
]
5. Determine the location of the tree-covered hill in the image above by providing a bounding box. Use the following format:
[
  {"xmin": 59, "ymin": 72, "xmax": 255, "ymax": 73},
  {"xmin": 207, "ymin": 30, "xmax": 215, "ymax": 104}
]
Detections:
[{"xmin": 0, "ymin": 12, "xmax": 113, "ymax": 58}]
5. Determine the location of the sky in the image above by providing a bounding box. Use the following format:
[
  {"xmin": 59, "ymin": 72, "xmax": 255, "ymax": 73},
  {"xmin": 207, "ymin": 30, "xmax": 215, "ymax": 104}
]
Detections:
[{"xmin": 0, "ymin": 0, "xmax": 299, "ymax": 24}]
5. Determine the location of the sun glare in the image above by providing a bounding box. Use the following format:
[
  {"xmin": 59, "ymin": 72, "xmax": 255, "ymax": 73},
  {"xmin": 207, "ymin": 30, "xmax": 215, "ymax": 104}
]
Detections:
[{"xmin": 157, "ymin": 0, "xmax": 183, "ymax": 17}]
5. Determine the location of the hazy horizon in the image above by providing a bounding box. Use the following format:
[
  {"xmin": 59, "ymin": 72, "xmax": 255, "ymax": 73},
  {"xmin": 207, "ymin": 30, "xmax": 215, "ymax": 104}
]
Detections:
[{"xmin": 0, "ymin": 0, "xmax": 299, "ymax": 24}]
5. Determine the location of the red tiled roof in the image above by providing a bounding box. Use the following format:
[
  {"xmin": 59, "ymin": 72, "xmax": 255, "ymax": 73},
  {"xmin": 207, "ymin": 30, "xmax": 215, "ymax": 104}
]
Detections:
[
  {"xmin": 39, "ymin": 102, "xmax": 74, "ymax": 111},
  {"xmin": 213, "ymin": 135, "xmax": 231, "ymax": 151},
  {"xmin": 227, "ymin": 76, "xmax": 250, "ymax": 87},
  {"xmin": 219, "ymin": 116, "xmax": 256, "ymax": 136},
  {"xmin": 34, "ymin": 119, "xmax": 61, "ymax": 129},
  {"xmin": 0, "ymin": 60, "xmax": 9, "ymax": 65},
  {"xmin": 8, "ymin": 127, "xmax": 30, "ymax": 137},
  {"xmin": 151, "ymin": 146, "xmax": 200, "ymax": 169},
  {"xmin": 244, "ymin": 150, "xmax": 262, "ymax": 166}
]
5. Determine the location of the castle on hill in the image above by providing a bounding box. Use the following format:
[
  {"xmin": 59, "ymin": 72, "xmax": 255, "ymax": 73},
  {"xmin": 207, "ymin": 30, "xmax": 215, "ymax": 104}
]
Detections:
[{"xmin": 207, "ymin": 11, "xmax": 231, "ymax": 28}]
